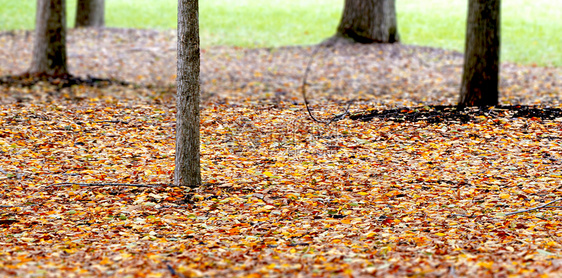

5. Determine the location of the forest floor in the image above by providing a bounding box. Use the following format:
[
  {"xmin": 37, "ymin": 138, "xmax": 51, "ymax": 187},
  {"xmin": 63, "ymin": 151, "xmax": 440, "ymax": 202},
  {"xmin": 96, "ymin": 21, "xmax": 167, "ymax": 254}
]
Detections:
[{"xmin": 0, "ymin": 28, "xmax": 562, "ymax": 277}]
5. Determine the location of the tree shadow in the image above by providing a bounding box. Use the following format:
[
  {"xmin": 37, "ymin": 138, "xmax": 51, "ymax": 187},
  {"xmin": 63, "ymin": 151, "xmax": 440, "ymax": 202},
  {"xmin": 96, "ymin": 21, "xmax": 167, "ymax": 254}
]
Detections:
[
  {"xmin": 350, "ymin": 105, "xmax": 562, "ymax": 124},
  {"xmin": 0, "ymin": 73, "xmax": 129, "ymax": 89}
]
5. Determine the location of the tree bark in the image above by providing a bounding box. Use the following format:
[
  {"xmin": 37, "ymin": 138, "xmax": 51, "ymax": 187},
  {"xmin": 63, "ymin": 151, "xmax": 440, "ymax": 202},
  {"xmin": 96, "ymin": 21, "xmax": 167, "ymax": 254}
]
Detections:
[
  {"xmin": 334, "ymin": 0, "xmax": 399, "ymax": 43},
  {"xmin": 459, "ymin": 0, "xmax": 500, "ymax": 107},
  {"xmin": 175, "ymin": 0, "xmax": 201, "ymax": 187},
  {"xmin": 75, "ymin": 0, "xmax": 105, "ymax": 28},
  {"xmin": 29, "ymin": 0, "xmax": 68, "ymax": 77}
]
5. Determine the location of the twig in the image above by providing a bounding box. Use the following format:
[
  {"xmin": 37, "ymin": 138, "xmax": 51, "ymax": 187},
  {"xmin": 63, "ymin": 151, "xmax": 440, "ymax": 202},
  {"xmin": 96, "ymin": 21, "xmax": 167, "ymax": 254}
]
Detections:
[
  {"xmin": 301, "ymin": 44, "xmax": 328, "ymax": 124},
  {"xmin": 159, "ymin": 205, "xmax": 193, "ymax": 209},
  {"xmin": 52, "ymin": 182, "xmax": 164, "ymax": 188},
  {"xmin": 0, "ymin": 204, "xmax": 37, "ymax": 208},
  {"xmin": 164, "ymin": 261, "xmax": 186, "ymax": 278},
  {"xmin": 94, "ymin": 120, "xmax": 130, "ymax": 124},
  {"xmin": 301, "ymin": 43, "xmax": 354, "ymax": 125},
  {"xmin": 449, "ymin": 213, "xmax": 499, "ymax": 220},
  {"xmin": 50, "ymin": 182, "xmax": 219, "ymax": 188},
  {"xmin": 327, "ymin": 101, "xmax": 353, "ymax": 125},
  {"xmin": 449, "ymin": 265, "xmax": 458, "ymax": 278},
  {"xmin": 504, "ymin": 198, "xmax": 562, "ymax": 216}
]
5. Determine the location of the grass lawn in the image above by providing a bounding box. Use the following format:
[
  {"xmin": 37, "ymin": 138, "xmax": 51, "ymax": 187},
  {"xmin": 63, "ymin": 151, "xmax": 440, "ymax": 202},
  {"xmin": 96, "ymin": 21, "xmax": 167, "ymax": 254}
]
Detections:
[{"xmin": 0, "ymin": 0, "xmax": 560, "ymax": 66}]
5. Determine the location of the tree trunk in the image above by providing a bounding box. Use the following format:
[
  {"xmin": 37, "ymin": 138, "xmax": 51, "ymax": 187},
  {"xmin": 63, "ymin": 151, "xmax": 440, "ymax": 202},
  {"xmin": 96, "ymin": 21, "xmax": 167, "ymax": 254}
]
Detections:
[
  {"xmin": 334, "ymin": 0, "xmax": 399, "ymax": 43},
  {"xmin": 458, "ymin": 0, "xmax": 500, "ymax": 107},
  {"xmin": 175, "ymin": 0, "xmax": 201, "ymax": 187},
  {"xmin": 75, "ymin": 0, "xmax": 105, "ymax": 28},
  {"xmin": 29, "ymin": 0, "xmax": 68, "ymax": 77}
]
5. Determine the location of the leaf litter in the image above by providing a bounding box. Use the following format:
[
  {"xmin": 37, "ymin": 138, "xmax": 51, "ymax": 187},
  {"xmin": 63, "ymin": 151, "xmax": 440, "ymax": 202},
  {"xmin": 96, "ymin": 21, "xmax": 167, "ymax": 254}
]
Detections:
[{"xmin": 0, "ymin": 28, "xmax": 561, "ymax": 277}]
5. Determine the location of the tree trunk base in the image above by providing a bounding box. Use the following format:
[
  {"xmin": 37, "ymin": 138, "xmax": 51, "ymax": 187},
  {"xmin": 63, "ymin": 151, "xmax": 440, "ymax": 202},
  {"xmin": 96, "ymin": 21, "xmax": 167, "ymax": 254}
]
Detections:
[
  {"xmin": 322, "ymin": 34, "xmax": 400, "ymax": 47},
  {"xmin": 321, "ymin": 35, "xmax": 358, "ymax": 47},
  {"xmin": 334, "ymin": 0, "xmax": 400, "ymax": 44}
]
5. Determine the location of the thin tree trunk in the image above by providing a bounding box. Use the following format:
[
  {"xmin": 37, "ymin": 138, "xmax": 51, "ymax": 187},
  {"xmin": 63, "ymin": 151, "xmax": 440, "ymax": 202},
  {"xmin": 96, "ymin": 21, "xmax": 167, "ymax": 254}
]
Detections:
[
  {"xmin": 334, "ymin": 0, "xmax": 399, "ymax": 43},
  {"xmin": 459, "ymin": 0, "xmax": 500, "ymax": 107},
  {"xmin": 75, "ymin": 0, "xmax": 105, "ymax": 28},
  {"xmin": 175, "ymin": 0, "xmax": 201, "ymax": 187},
  {"xmin": 29, "ymin": 0, "xmax": 68, "ymax": 77}
]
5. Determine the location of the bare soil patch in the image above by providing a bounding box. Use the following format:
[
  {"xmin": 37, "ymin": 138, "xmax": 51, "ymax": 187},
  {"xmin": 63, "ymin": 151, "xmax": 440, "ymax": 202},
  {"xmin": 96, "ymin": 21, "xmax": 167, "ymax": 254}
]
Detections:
[{"xmin": 0, "ymin": 28, "xmax": 559, "ymax": 108}]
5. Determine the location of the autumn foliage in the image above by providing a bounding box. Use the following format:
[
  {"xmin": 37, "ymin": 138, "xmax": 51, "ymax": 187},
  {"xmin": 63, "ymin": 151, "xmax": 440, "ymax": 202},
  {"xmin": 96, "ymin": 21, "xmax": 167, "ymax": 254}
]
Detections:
[{"xmin": 1, "ymin": 29, "xmax": 562, "ymax": 277}]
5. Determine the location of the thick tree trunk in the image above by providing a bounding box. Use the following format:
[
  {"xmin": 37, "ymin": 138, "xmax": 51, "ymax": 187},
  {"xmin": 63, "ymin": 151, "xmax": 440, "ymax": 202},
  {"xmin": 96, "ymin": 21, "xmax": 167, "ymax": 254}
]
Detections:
[
  {"xmin": 175, "ymin": 0, "xmax": 201, "ymax": 187},
  {"xmin": 459, "ymin": 0, "xmax": 500, "ymax": 107},
  {"xmin": 29, "ymin": 0, "xmax": 68, "ymax": 77},
  {"xmin": 334, "ymin": 0, "xmax": 399, "ymax": 43},
  {"xmin": 75, "ymin": 0, "xmax": 105, "ymax": 28}
]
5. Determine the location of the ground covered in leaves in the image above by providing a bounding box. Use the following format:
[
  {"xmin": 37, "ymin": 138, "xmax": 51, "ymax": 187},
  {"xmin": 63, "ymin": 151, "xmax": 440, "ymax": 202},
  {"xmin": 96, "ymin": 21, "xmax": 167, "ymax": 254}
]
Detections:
[{"xmin": 1, "ymin": 28, "xmax": 562, "ymax": 277}]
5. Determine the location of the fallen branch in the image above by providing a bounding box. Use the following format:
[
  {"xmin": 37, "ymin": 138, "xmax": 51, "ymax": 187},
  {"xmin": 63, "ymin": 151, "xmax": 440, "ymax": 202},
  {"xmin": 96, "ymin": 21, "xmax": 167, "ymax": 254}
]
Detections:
[
  {"xmin": 0, "ymin": 204, "xmax": 37, "ymax": 208},
  {"xmin": 301, "ymin": 42, "xmax": 354, "ymax": 125},
  {"xmin": 50, "ymin": 182, "xmax": 220, "ymax": 188},
  {"xmin": 301, "ymin": 44, "xmax": 327, "ymax": 124},
  {"xmin": 52, "ymin": 182, "xmax": 164, "ymax": 188},
  {"xmin": 504, "ymin": 198, "xmax": 562, "ymax": 216},
  {"xmin": 94, "ymin": 120, "xmax": 130, "ymax": 124}
]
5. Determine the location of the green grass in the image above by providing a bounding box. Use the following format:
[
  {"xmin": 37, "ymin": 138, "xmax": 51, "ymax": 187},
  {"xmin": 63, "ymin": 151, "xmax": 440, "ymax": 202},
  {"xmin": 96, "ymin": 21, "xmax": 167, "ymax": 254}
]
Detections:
[
  {"xmin": 398, "ymin": 0, "xmax": 562, "ymax": 66},
  {"xmin": 0, "ymin": 0, "xmax": 559, "ymax": 66}
]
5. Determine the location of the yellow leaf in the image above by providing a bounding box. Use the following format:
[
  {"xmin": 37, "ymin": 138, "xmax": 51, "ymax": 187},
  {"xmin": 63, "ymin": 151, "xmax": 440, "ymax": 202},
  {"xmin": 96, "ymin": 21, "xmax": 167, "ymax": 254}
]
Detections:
[
  {"xmin": 365, "ymin": 232, "xmax": 377, "ymax": 238},
  {"xmin": 267, "ymin": 263, "xmax": 277, "ymax": 269},
  {"xmin": 99, "ymin": 257, "xmax": 112, "ymax": 265},
  {"xmin": 477, "ymin": 261, "xmax": 493, "ymax": 269},
  {"xmin": 546, "ymin": 241, "xmax": 558, "ymax": 247},
  {"xmin": 499, "ymin": 193, "xmax": 510, "ymax": 199},
  {"xmin": 435, "ymin": 233, "xmax": 446, "ymax": 236},
  {"xmin": 263, "ymin": 171, "xmax": 274, "ymax": 177},
  {"xmin": 357, "ymin": 192, "xmax": 368, "ymax": 196}
]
